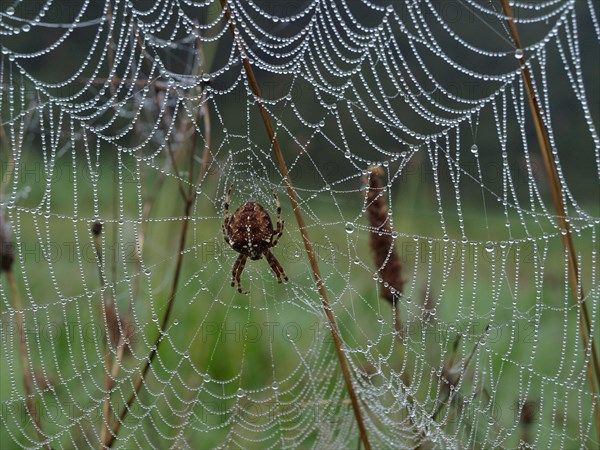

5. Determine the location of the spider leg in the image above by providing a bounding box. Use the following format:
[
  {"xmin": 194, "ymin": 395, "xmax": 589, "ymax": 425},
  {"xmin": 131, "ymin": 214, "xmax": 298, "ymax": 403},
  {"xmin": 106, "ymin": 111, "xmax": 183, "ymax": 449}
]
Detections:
[
  {"xmin": 231, "ymin": 254, "xmax": 241, "ymax": 287},
  {"xmin": 271, "ymin": 190, "xmax": 284, "ymax": 246},
  {"xmin": 233, "ymin": 254, "xmax": 248, "ymax": 294},
  {"xmin": 265, "ymin": 249, "xmax": 288, "ymax": 283},
  {"xmin": 223, "ymin": 185, "xmax": 232, "ymax": 243}
]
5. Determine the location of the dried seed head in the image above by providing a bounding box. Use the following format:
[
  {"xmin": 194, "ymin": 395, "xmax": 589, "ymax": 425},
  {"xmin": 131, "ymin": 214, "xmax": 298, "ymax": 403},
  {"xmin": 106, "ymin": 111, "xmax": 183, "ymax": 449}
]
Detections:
[
  {"xmin": 92, "ymin": 221, "xmax": 103, "ymax": 236},
  {"xmin": 363, "ymin": 165, "xmax": 404, "ymax": 303},
  {"xmin": 0, "ymin": 215, "xmax": 14, "ymax": 273},
  {"xmin": 519, "ymin": 400, "xmax": 537, "ymax": 426}
]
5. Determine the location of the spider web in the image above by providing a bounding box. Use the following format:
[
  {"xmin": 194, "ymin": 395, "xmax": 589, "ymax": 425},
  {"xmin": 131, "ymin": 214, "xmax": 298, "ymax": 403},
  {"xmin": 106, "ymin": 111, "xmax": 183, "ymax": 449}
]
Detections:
[{"xmin": 1, "ymin": 0, "xmax": 599, "ymax": 448}]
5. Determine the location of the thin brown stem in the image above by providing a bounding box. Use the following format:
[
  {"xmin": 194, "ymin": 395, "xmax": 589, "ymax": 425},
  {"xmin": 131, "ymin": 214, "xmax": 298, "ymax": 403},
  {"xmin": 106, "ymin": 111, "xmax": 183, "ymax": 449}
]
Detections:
[
  {"xmin": 104, "ymin": 198, "xmax": 194, "ymax": 448},
  {"xmin": 103, "ymin": 62, "xmax": 213, "ymax": 449},
  {"xmin": 499, "ymin": 0, "xmax": 600, "ymax": 439},
  {"xmin": 217, "ymin": 1, "xmax": 371, "ymax": 448},
  {"xmin": 7, "ymin": 271, "xmax": 52, "ymax": 449},
  {"xmin": 93, "ymin": 223, "xmax": 118, "ymax": 447}
]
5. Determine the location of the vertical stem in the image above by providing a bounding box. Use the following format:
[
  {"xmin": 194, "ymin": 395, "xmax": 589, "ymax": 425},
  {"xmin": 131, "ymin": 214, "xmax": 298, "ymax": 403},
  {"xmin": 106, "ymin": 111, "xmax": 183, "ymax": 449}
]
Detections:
[
  {"xmin": 217, "ymin": 2, "xmax": 371, "ymax": 448},
  {"xmin": 499, "ymin": 0, "xmax": 600, "ymax": 439},
  {"xmin": 103, "ymin": 56, "xmax": 212, "ymax": 448}
]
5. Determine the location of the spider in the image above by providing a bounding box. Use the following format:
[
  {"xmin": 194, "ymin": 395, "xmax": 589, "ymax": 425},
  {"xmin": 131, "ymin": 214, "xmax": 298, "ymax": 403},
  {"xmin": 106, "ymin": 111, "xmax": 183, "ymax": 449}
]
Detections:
[{"xmin": 222, "ymin": 185, "xmax": 288, "ymax": 294}]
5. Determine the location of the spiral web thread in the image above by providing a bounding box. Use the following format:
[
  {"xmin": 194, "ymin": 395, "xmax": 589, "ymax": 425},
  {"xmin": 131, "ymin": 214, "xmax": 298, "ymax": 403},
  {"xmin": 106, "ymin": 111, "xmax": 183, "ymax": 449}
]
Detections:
[{"xmin": 1, "ymin": 0, "xmax": 599, "ymax": 448}]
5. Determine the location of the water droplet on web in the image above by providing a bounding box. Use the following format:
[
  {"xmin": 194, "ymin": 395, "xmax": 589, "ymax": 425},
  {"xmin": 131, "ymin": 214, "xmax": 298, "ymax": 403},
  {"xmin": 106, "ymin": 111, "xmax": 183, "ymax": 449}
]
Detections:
[
  {"xmin": 353, "ymin": 257, "xmax": 360, "ymax": 265},
  {"xmin": 514, "ymin": 49, "xmax": 524, "ymax": 59},
  {"xmin": 173, "ymin": 319, "xmax": 179, "ymax": 326},
  {"xmin": 485, "ymin": 242, "xmax": 494, "ymax": 253},
  {"xmin": 391, "ymin": 231, "xmax": 398, "ymax": 239},
  {"xmin": 345, "ymin": 151, "xmax": 351, "ymax": 159},
  {"xmin": 202, "ymin": 73, "xmax": 211, "ymax": 83},
  {"xmin": 22, "ymin": 24, "xmax": 30, "ymax": 32},
  {"xmin": 272, "ymin": 382, "xmax": 279, "ymax": 391},
  {"xmin": 345, "ymin": 222, "xmax": 354, "ymax": 234},
  {"xmin": 236, "ymin": 388, "xmax": 245, "ymax": 398},
  {"xmin": 470, "ymin": 144, "xmax": 478, "ymax": 155},
  {"xmin": 6, "ymin": 6, "xmax": 15, "ymax": 15}
]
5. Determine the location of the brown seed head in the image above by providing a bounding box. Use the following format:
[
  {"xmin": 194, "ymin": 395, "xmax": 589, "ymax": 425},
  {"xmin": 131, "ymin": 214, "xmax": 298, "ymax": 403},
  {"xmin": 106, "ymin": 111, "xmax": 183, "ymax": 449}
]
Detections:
[
  {"xmin": 92, "ymin": 221, "xmax": 103, "ymax": 236},
  {"xmin": 363, "ymin": 165, "xmax": 404, "ymax": 303},
  {"xmin": 0, "ymin": 215, "xmax": 14, "ymax": 273},
  {"xmin": 520, "ymin": 400, "xmax": 537, "ymax": 426}
]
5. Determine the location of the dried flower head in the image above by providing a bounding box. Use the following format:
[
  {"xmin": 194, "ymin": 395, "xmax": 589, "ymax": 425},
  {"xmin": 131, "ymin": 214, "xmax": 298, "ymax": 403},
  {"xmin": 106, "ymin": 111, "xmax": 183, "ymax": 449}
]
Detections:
[
  {"xmin": 363, "ymin": 165, "xmax": 404, "ymax": 303},
  {"xmin": 519, "ymin": 400, "xmax": 537, "ymax": 426},
  {"xmin": 0, "ymin": 215, "xmax": 14, "ymax": 273},
  {"xmin": 92, "ymin": 221, "xmax": 103, "ymax": 236}
]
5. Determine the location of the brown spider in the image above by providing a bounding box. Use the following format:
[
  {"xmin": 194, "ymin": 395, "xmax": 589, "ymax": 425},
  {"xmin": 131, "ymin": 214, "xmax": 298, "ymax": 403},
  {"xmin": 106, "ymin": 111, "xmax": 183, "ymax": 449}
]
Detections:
[{"xmin": 222, "ymin": 185, "xmax": 288, "ymax": 294}]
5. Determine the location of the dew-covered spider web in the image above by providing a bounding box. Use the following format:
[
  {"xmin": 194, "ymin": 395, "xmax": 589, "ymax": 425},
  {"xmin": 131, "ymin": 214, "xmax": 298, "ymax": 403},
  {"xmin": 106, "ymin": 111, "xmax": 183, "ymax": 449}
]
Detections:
[{"xmin": 1, "ymin": 0, "xmax": 599, "ymax": 448}]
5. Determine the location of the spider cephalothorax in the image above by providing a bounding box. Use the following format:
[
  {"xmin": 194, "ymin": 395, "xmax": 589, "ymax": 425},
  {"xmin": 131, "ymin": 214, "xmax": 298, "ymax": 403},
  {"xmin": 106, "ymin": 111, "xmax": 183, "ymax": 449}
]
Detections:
[{"xmin": 222, "ymin": 185, "xmax": 288, "ymax": 294}]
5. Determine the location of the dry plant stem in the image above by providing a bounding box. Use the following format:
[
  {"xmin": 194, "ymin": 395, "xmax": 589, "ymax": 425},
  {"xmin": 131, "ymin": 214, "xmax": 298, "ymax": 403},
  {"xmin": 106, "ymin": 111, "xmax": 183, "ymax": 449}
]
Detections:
[
  {"xmin": 94, "ymin": 230, "xmax": 118, "ymax": 447},
  {"xmin": 499, "ymin": 0, "xmax": 600, "ymax": 438},
  {"xmin": 6, "ymin": 271, "xmax": 51, "ymax": 449},
  {"xmin": 217, "ymin": 2, "xmax": 371, "ymax": 448},
  {"xmin": 431, "ymin": 325, "xmax": 488, "ymax": 422},
  {"xmin": 104, "ymin": 85, "xmax": 212, "ymax": 450},
  {"xmin": 105, "ymin": 31, "xmax": 211, "ymax": 446},
  {"xmin": 104, "ymin": 188, "xmax": 194, "ymax": 449},
  {"xmin": 363, "ymin": 166, "xmax": 414, "ymax": 419}
]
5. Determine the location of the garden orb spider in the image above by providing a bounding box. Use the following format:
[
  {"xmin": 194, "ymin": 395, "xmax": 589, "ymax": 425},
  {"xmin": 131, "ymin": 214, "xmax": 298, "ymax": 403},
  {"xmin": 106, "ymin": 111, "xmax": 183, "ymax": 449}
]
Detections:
[{"xmin": 222, "ymin": 185, "xmax": 289, "ymax": 294}]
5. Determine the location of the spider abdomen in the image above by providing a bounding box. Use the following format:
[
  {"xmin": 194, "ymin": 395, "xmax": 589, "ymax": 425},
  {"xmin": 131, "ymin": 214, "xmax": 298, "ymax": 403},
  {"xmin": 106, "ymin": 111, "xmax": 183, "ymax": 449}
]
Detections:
[{"xmin": 228, "ymin": 201, "xmax": 273, "ymax": 258}]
